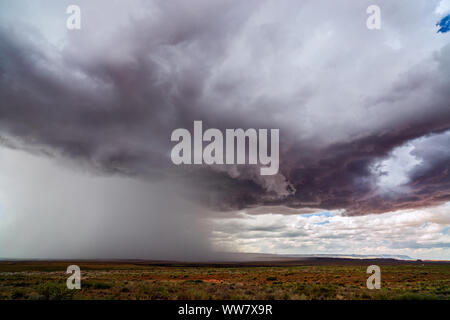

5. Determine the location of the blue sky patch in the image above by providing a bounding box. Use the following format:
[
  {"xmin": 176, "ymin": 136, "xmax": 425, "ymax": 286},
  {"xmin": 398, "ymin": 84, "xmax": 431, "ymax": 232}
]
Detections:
[
  {"xmin": 420, "ymin": 222, "xmax": 429, "ymax": 228},
  {"xmin": 304, "ymin": 211, "xmax": 333, "ymax": 218},
  {"xmin": 436, "ymin": 15, "xmax": 450, "ymax": 33},
  {"xmin": 442, "ymin": 227, "xmax": 449, "ymax": 235}
]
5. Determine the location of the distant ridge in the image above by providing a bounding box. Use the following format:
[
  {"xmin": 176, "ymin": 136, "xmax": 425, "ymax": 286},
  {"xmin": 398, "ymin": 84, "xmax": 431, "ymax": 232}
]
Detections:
[
  {"xmin": 211, "ymin": 252, "xmax": 415, "ymax": 261},
  {"xmin": 283, "ymin": 254, "xmax": 414, "ymax": 260},
  {"xmin": 2, "ymin": 253, "xmax": 449, "ymax": 263}
]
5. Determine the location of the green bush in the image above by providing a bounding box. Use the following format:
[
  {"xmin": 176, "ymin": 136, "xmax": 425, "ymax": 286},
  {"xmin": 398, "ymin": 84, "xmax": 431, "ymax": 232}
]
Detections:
[
  {"xmin": 93, "ymin": 282, "xmax": 111, "ymax": 289},
  {"xmin": 184, "ymin": 279, "xmax": 204, "ymax": 284},
  {"xmin": 38, "ymin": 283, "xmax": 74, "ymax": 300},
  {"xmin": 11, "ymin": 290, "xmax": 26, "ymax": 299}
]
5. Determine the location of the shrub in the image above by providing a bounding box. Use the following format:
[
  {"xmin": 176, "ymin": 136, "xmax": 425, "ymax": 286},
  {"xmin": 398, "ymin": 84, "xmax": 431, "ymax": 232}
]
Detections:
[
  {"xmin": 93, "ymin": 282, "xmax": 111, "ymax": 289},
  {"xmin": 184, "ymin": 279, "xmax": 204, "ymax": 284},
  {"xmin": 38, "ymin": 283, "xmax": 74, "ymax": 300},
  {"xmin": 12, "ymin": 290, "xmax": 26, "ymax": 299}
]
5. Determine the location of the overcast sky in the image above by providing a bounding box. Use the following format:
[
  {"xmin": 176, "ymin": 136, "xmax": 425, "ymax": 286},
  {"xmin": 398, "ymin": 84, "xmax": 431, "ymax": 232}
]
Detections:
[{"xmin": 0, "ymin": 0, "xmax": 449, "ymax": 260}]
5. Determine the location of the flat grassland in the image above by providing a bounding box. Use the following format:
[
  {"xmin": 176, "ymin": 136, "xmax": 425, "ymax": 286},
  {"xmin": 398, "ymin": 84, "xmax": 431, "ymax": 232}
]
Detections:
[{"xmin": 0, "ymin": 259, "xmax": 448, "ymax": 300}]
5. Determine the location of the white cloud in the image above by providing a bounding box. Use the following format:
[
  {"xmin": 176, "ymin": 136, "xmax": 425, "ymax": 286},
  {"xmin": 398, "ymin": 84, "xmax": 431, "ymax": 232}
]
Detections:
[
  {"xmin": 372, "ymin": 143, "xmax": 422, "ymax": 192},
  {"xmin": 436, "ymin": 0, "xmax": 450, "ymax": 15},
  {"xmin": 211, "ymin": 205, "xmax": 450, "ymax": 260}
]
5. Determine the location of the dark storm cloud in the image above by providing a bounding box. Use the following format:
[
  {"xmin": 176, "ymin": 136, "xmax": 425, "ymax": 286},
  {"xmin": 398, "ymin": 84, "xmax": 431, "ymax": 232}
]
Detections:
[{"xmin": 1, "ymin": 0, "xmax": 450, "ymax": 216}]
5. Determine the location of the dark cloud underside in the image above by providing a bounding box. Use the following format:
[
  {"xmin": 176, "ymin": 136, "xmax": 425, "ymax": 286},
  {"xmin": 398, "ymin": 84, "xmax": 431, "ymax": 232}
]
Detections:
[{"xmin": 1, "ymin": 0, "xmax": 450, "ymax": 216}]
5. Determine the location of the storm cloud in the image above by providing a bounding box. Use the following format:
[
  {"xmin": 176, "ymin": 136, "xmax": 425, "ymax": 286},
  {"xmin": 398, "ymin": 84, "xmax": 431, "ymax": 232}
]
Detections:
[
  {"xmin": 1, "ymin": 0, "xmax": 449, "ymax": 215},
  {"xmin": 0, "ymin": 0, "xmax": 450, "ymax": 259}
]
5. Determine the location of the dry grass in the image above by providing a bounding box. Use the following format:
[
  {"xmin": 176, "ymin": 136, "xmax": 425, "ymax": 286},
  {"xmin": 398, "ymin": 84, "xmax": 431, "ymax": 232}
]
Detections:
[{"xmin": 0, "ymin": 261, "xmax": 448, "ymax": 300}]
